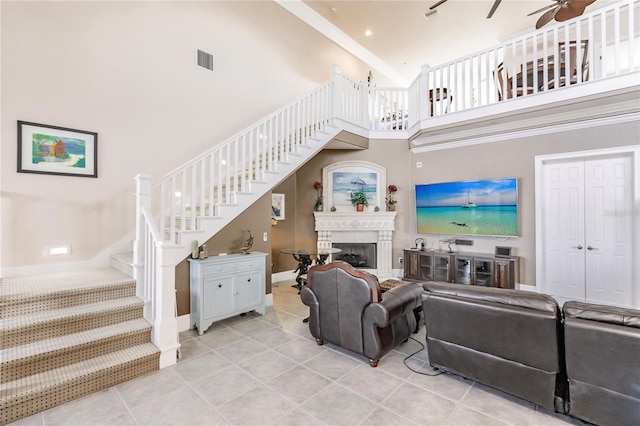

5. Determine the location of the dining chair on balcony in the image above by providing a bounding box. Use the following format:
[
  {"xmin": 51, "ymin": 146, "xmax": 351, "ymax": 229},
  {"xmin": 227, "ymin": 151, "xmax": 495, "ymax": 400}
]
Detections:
[
  {"xmin": 428, "ymin": 88, "xmax": 452, "ymax": 116},
  {"xmin": 547, "ymin": 40, "xmax": 589, "ymax": 89},
  {"xmin": 494, "ymin": 62, "xmax": 536, "ymax": 100}
]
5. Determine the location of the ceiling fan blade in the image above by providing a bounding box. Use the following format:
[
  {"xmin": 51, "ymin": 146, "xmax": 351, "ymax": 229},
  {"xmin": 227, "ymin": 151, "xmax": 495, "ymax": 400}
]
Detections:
[
  {"xmin": 555, "ymin": 0, "xmax": 596, "ymax": 22},
  {"xmin": 487, "ymin": 0, "xmax": 503, "ymax": 19},
  {"xmin": 536, "ymin": 7, "xmax": 559, "ymax": 29},
  {"xmin": 527, "ymin": 2, "xmax": 560, "ymax": 17},
  {"xmin": 429, "ymin": 0, "xmax": 448, "ymax": 10}
]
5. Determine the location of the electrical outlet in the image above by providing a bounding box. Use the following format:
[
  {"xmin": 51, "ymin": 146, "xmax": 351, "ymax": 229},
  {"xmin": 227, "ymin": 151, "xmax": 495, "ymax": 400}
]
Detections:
[
  {"xmin": 263, "ymin": 232, "xmax": 268, "ymax": 242},
  {"xmin": 398, "ymin": 257, "xmax": 403, "ymax": 264}
]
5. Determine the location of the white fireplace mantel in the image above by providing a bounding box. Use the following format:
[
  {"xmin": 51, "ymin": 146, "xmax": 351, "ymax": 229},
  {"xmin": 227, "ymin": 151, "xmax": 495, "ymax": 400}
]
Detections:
[{"xmin": 314, "ymin": 211, "xmax": 397, "ymax": 280}]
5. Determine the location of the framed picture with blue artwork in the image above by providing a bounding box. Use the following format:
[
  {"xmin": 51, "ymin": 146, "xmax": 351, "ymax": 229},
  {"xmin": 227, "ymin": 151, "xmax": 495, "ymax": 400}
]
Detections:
[
  {"xmin": 322, "ymin": 161, "xmax": 386, "ymax": 212},
  {"xmin": 17, "ymin": 121, "xmax": 98, "ymax": 178},
  {"xmin": 272, "ymin": 193, "xmax": 285, "ymax": 220}
]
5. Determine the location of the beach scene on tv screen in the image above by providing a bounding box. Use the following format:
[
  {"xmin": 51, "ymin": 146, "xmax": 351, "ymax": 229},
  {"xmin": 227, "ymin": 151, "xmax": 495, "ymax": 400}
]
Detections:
[{"xmin": 416, "ymin": 178, "xmax": 518, "ymax": 236}]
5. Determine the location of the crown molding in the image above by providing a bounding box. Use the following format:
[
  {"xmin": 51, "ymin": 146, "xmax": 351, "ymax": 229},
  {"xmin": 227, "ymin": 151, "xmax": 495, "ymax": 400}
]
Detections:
[
  {"xmin": 274, "ymin": 0, "xmax": 410, "ymax": 86},
  {"xmin": 410, "ymin": 112, "xmax": 640, "ymax": 153}
]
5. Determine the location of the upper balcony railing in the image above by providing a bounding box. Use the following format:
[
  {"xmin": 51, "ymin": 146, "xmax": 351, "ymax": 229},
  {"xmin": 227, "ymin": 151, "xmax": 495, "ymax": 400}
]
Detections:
[{"xmin": 353, "ymin": 0, "xmax": 638, "ymax": 131}]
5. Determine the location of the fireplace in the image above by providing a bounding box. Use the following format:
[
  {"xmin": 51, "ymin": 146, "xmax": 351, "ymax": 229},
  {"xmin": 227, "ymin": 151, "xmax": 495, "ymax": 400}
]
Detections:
[
  {"xmin": 314, "ymin": 211, "xmax": 396, "ymax": 280},
  {"xmin": 333, "ymin": 243, "xmax": 377, "ymax": 269}
]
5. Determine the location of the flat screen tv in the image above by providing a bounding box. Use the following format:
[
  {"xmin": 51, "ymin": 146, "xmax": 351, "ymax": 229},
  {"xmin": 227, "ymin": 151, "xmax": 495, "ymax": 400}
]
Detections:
[{"xmin": 415, "ymin": 178, "xmax": 518, "ymax": 237}]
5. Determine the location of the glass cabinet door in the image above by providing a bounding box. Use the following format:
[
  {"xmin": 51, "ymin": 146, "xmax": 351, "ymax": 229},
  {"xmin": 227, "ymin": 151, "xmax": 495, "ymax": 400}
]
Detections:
[
  {"xmin": 434, "ymin": 254, "xmax": 451, "ymax": 282},
  {"xmin": 455, "ymin": 256, "xmax": 472, "ymax": 284},
  {"xmin": 419, "ymin": 254, "xmax": 434, "ymax": 280},
  {"xmin": 474, "ymin": 258, "xmax": 494, "ymax": 287}
]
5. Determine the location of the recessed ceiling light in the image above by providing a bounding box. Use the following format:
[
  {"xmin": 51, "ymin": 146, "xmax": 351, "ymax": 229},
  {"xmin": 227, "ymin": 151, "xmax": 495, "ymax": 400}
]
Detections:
[{"xmin": 365, "ymin": 29, "xmax": 372, "ymax": 36}]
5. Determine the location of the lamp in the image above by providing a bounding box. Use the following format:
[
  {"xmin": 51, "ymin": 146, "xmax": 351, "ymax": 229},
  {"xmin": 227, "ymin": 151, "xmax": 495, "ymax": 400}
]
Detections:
[{"xmin": 271, "ymin": 217, "xmax": 278, "ymax": 226}]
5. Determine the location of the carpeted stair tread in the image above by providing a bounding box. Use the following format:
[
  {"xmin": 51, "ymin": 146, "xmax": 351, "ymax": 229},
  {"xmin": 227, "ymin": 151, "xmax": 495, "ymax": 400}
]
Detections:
[
  {"xmin": 0, "ymin": 343, "xmax": 159, "ymax": 424},
  {"xmin": 0, "ymin": 269, "xmax": 136, "ymax": 318},
  {"xmin": 0, "ymin": 268, "xmax": 135, "ymax": 299},
  {"xmin": 0, "ymin": 297, "xmax": 143, "ymax": 330},
  {"xmin": 0, "ymin": 297, "xmax": 144, "ymax": 348},
  {"xmin": 1, "ymin": 319, "xmax": 152, "ymax": 382}
]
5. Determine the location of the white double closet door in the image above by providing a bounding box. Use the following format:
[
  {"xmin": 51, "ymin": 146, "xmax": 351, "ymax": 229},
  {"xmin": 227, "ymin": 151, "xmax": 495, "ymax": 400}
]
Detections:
[{"xmin": 539, "ymin": 153, "xmax": 635, "ymax": 306}]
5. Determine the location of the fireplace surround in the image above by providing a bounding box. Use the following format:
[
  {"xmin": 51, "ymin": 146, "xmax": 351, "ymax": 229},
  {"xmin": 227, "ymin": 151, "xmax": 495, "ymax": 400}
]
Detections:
[{"xmin": 314, "ymin": 211, "xmax": 396, "ymax": 280}]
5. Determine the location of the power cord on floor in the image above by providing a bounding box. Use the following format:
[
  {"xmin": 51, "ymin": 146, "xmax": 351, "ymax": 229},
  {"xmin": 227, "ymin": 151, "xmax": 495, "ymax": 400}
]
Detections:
[{"xmin": 402, "ymin": 336, "xmax": 445, "ymax": 377}]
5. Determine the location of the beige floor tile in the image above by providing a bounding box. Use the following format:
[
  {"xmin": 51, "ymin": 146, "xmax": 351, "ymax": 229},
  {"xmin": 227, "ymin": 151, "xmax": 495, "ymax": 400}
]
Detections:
[
  {"xmin": 236, "ymin": 349, "xmax": 297, "ymax": 382},
  {"xmin": 176, "ymin": 336, "xmax": 211, "ymax": 361},
  {"xmin": 461, "ymin": 383, "xmax": 536, "ymax": 426},
  {"xmin": 214, "ymin": 337, "xmax": 270, "ymax": 362},
  {"xmin": 197, "ymin": 327, "xmax": 245, "ymax": 349},
  {"xmin": 228, "ymin": 317, "xmax": 275, "ymax": 336},
  {"xmin": 360, "ymin": 407, "xmax": 418, "ymax": 425},
  {"xmin": 445, "ymin": 405, "xmax": 510, "ymax": 426},
  {"xmin": 172, "ymin": 351, "xmax": 233, "ymax": 384},
  {"xmin": 275, "ymin": 408, "xmax": 323, "ymax": 425},
  {"xmin": 43, "ymin": 388, "xmax": 132, "ymax": 426},
  {"xmin": 266, "ymin": 365, "xmax": 332, "ymax": 404},
  {"xmin": 250, "ymin": 326, "xmax": 299, "ymax": 348},
  {"xmin": 127, "ymin": 385, "xmax": 217, "ymax": 426},
  {"xmin": 300, "ymin": 383, "xmax": 378, "ymax": 426},
  {"xmin": 375, "ymin": 350, "xmax": 422, "ymax": 380},
  {"xmin": 116, "ymin": 368, "xmax": 187, "ymax": 409},
  {"xmin": 337, "ymin": 364, "xmax": 404, "ymax": 404},
  {"xmin": 382, "ymin": 382, "xmax": 456, "ymax": 425},
  {"xmin": 407, "ymin": 370, "xmax": 473, "ymax": 402},
  {"xmin": 274, "ymin": 336, "xmax": 327, "ymax": 363},
  {"xmin": 531, "ymin": 406, "xmax": 584, "ymax": 426},
  {"xmin": 218, "ymin": 385, "xmax": 295, "ymax": 425},
  {"xmin": 304, "ymin": 348, "xmax": 361, "ymax": 380},
  {"xmin": 191, "ymin": 365, "xmax": 261, "ymax": 407}
]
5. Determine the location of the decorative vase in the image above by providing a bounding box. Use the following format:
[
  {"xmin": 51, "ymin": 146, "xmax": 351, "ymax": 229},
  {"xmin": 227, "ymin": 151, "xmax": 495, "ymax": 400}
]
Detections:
[
  {"xmin": 356, "ymin": 203, "xmax": 365, "ymax": 212},
  {"xmin": 387, "ymin": 204, "xmax": 396, "ymax": 211},
  {"xmin": 314, "ymin": 198, "xmax": 323, "ymax": 212}
]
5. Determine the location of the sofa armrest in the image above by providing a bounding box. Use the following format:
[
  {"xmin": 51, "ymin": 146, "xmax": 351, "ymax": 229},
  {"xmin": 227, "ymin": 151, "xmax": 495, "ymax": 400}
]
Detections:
[{"xmin": 365, "ymin": 283, "xmax": 422, "ymax": 327}]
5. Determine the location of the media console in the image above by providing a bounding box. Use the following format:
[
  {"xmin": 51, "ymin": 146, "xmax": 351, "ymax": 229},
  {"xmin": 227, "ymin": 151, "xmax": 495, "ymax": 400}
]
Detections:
[{"xmin": 403, "ymin": 249, "xmax": 518, "ymax": 289}]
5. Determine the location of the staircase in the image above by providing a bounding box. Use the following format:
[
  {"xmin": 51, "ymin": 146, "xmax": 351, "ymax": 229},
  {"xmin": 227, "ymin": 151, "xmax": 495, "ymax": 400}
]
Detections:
[{"xmin": 0, "ymin": 269, "xmax": 159, "ymax": 425}]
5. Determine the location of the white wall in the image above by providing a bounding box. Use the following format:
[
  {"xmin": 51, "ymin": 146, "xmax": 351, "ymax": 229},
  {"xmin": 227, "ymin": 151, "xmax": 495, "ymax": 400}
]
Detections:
[{"xmin": 0, "ymin": 1, "xmax": 370, "ymax": 272}]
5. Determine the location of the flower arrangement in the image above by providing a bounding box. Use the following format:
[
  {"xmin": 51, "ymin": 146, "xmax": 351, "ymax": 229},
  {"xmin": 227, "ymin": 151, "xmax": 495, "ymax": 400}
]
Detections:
[
  {"xmin": 386, "ymin": 184, "xmax": 398, "ymax": 211},
  {"xmin": 313, "ymin": 181, "xmax": 324, "ymax": 211}
]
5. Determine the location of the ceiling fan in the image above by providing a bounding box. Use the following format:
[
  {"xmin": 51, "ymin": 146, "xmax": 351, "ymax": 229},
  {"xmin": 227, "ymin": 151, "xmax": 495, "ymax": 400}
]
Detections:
[
  {"xmin": 528, "ymin": 0, "xmax": 596, "ymax": 29},
  {"xmin": 428, "ymin": 0, "xmax": 503, "ymax": 19}
]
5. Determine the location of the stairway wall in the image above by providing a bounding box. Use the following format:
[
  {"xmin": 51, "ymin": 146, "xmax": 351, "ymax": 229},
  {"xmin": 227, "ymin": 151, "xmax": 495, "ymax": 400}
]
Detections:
[
  {"xmin": 174, "ymin": 193, "xmax": 274, "ymax": 317},
  {"xmin": 0, "ymin": 0, "xmax": 372, "ymax": 274}
]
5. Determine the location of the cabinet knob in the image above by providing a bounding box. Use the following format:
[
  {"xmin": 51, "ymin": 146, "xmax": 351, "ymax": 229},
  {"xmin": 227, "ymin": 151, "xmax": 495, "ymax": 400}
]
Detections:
[
  {"xmin": 247, "ymin": 278, "xmax": 251, "ymax": 282},
  {"xmin": 218, "ymin": 284, "xmax": 222, "ymax": 288}
]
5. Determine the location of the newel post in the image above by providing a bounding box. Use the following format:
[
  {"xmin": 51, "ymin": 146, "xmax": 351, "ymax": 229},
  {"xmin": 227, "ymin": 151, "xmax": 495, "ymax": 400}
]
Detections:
[
  {"xmin": 133, "ymin": 174, "xmax": 152, "ymax": 284},
  {"xmin": 330, "ymin": 63, "xmax": 342, "ymax": 121},
  {"xmin": 418, "ymin": 64, "xmax": 432, "ymax": 122}
]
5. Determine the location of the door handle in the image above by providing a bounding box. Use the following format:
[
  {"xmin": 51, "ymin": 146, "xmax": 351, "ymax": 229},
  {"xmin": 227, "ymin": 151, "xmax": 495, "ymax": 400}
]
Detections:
[
  {"xmin": 572, "ymin": 245, "xmax": 583, "ymax": 250},
  {"xmin": 587, "ymin": 246, "xmax": 597, "ymax": 250}
]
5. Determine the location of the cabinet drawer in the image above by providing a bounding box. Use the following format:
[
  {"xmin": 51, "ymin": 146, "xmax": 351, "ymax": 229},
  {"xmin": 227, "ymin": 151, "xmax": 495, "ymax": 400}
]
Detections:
[
  {"xmin": 237, "ymin": 259, "xmax": 264, "ymax": 271},
  {"xmin": 204, "ymin": 262, "xmax": 235, "ymax": 275}
]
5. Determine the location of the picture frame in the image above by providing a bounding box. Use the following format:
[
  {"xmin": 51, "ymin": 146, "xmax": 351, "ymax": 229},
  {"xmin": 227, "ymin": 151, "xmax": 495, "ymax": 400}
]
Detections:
[
  {"xmin": 271, "ymin": 193, "xmax": 285, "ymax": 220},
  {"xmin": 322, "ymin": 161, "xmax": 386, "ymax": 212},
  {"xmin": 17, "ymin": 121, "xmax": 98, "ymax": 178}
]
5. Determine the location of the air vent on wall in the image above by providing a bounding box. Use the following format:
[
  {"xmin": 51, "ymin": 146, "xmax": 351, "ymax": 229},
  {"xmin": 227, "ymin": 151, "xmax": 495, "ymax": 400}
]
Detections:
[{"xmin": 197, "ymin": 49, "xmax": 214, "ymax": 71}]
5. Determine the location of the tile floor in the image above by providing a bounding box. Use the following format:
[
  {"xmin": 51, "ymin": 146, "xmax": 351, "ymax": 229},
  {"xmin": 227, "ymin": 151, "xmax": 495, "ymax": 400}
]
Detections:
[{"xmin": 12, "ymin": 280, "xmax": 585, "ymax": 426}]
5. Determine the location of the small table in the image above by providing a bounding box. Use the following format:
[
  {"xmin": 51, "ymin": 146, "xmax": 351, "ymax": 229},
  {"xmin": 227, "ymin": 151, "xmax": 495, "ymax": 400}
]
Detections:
[{"xmin": 280, "ymin": 248, "xmax": 342, "ymax": 292}]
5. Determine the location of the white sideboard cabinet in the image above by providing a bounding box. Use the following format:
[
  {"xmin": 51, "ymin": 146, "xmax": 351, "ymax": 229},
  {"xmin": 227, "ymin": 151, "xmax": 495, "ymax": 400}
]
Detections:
[{"xmin": 189, "ymin": 252, "xmax": 267, "ymax": 335}]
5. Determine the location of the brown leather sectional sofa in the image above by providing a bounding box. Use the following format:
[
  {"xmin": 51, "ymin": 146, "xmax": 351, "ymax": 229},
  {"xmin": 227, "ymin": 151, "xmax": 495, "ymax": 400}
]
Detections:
[{"xmin": 422, "ymin": 282, "xmax": 640, "ymax": 426}]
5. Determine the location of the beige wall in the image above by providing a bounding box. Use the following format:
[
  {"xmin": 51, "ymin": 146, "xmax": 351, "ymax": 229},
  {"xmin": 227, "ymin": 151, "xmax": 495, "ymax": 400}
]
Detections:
[
  {"xmin": 0, "ymin": 1, "xmax": 371, "ymax": 271},
  {"xmin": 175, "ymin": 193, "xmax": 272, "ymax": 316},
  {"xmin": 271, "ymin": 176, "xmax": 299, "ymax": 273},
  {"xmin": 410, "ymin": 120, "xmax": 639, "ymax": 286}
]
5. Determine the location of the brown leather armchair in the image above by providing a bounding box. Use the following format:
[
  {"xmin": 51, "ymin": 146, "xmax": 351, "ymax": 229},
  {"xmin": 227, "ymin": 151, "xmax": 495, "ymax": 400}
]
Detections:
[{"xmin": 301, "ymin": 261, "xmax": 422, "ymax": 367}]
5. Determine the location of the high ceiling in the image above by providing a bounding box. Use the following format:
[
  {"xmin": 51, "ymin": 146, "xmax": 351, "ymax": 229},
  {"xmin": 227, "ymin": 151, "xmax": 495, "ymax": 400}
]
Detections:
[{"xmin": 300, "ymin": 0, "xmax": 612, "ymax": 85}]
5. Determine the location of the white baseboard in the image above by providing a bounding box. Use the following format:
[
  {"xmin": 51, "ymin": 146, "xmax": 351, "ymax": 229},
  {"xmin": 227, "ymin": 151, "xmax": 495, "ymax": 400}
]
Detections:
[
  {"xmin": 272, "ymin": 270, "xmax": 295, "ymax": 283},
  {"xmin": 265, "ymin": 293, "xmax": 273, "ymax": 307},
  {"xmin": 177, "ymin": 314, "xmax": 192, "ymax": 332},
  {"xmin": 516, "ymin": 283, "xmax": 537, "ymax": 292}
]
